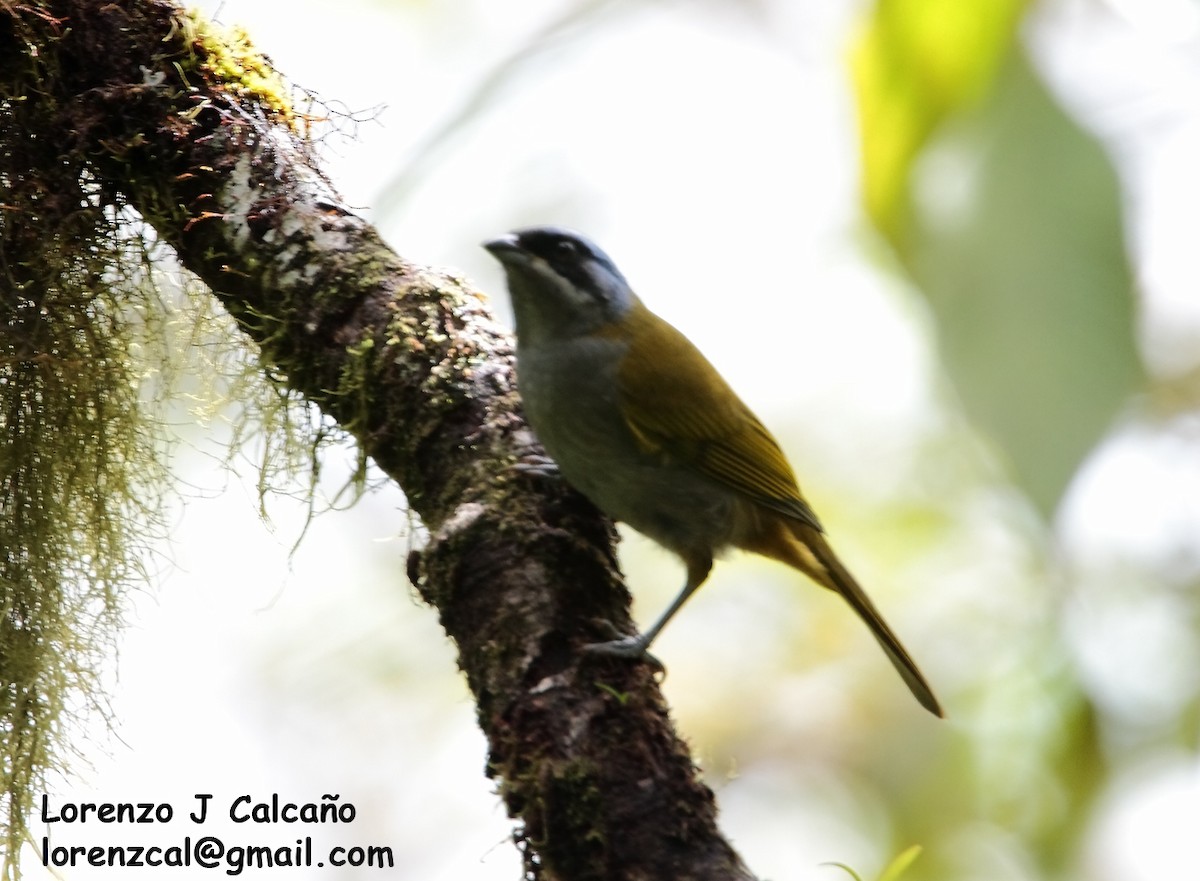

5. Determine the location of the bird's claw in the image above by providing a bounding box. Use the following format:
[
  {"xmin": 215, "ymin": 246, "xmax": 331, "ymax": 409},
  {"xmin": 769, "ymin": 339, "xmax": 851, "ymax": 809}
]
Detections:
[
  {"xmin": 582, "ymin": 629, "xmax": 666, "ymax": 678},
  {"xmin": 511, "ymin": 453, "xmax": 561, "ymax": 479}
]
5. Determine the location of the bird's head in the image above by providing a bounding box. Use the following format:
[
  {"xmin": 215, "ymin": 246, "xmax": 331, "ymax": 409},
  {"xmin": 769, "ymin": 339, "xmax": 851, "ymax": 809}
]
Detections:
[{"xmin": 484, "ymin": 226, "xmax": 637, "ymax": 343}]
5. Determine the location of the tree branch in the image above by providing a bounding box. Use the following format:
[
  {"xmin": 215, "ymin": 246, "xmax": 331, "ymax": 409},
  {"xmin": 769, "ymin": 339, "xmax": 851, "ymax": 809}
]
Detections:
[{"xmin": 0, "ymin": 1, "xmax": 754, "ymax": 878}]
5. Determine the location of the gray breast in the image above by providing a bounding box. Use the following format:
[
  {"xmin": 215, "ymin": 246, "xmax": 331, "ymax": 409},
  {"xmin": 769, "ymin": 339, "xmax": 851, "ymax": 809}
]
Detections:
[{"xmin": 517, "ymin": 338, "xmax": 739, "ymax": 556}]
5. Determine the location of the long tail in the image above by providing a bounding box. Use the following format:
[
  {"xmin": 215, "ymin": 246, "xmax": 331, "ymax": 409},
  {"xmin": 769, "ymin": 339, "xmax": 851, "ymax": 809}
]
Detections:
[{"xmin": 765, "ymin": 521, "xmax": 943, "ymax": 717}]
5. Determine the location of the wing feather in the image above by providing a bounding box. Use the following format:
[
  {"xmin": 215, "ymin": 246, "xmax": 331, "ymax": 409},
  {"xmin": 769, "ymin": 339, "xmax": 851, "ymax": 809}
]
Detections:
[{"xmin": 613, "ymin": 303, "xmax": 822, "ymax": 531}]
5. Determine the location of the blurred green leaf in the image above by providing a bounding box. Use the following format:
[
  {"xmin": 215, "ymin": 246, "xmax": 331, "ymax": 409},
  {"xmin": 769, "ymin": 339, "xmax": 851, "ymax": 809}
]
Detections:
[
  {"xmin": 821, "ymin": 861, "xmax": 865, "ymax": 881},
  {"xmin": 851, "ymin": 0, "xmax": 1031, "ymax": 245},
  {"xmin": 906, "ymin": 51, "xmax": 1142, "ymax": 514},
  {"xmin": 821, "ymin": 846, "xmax": 922, "ymax": 881},
  {"xmin": 878, "ymin": 844, "xmax": 922, "ymax": 881},
  {"xmin": 853, "ymin": 1, "xmax": 1142, "ymax": 515}
]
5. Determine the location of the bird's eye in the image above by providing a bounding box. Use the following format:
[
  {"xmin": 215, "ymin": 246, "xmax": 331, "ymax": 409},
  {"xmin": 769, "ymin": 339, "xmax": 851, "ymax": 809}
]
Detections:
[{"xmin": 556, "ymin": 240, "xmax": 577, "ymax": 257}]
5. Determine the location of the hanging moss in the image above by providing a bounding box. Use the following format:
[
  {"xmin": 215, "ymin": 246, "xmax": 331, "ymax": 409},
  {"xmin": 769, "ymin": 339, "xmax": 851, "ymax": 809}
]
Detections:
[
  {"xmin": 0, "ymin": 9, "xmax": 332, "ymax": 877},
  {"xmin": 0, "ymin": 128, "xmax": 169, "ymax": 881}
]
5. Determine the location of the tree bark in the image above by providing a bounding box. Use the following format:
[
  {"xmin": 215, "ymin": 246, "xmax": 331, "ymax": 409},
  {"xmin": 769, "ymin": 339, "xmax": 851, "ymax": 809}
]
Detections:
[{"xmin": 0, "ymin": 1, "xmax": 755, "ymax": 878}]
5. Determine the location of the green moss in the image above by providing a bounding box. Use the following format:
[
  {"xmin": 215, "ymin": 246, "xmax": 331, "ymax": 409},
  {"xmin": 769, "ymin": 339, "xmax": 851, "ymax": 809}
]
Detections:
[
  {"xmin": 539, "ymin": 759, "xmax": 609, "ymax": 871},
  {"xmin": 181, "ymin": 8, "xmax": 294, "ymax": 123},
  {"xmin": 383, "ymin": 279, "xmax": 492, "ymax": 413},
  {"xmin": 333, "ymin": 333, "xmax": 378, "ymax": 437}
]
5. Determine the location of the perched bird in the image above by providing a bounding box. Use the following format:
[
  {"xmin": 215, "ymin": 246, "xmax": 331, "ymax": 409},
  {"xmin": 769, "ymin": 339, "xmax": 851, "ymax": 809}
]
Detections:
[{"xmin": 484, "ymin": 226, "xmax": 942, "ymax": 717}]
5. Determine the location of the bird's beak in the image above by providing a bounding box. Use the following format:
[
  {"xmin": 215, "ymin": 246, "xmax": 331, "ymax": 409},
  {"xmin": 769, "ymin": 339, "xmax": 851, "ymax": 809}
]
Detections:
[{"xmin": 483, "ymin": 233, "xmax": 522, "ymax": 259}]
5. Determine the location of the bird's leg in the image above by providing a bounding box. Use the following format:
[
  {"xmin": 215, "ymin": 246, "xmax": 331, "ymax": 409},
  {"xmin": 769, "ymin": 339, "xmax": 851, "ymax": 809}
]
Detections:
[{"xmin": 583, "ymin": 554, "xmax": 712, "ymax": 661}]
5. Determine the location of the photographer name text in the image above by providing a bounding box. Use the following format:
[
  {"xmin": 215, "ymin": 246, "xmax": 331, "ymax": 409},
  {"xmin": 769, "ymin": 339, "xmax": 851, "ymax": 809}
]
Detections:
[{"xmin": 42, "ymin": 793, "xmax": 356, "ymax": 825}]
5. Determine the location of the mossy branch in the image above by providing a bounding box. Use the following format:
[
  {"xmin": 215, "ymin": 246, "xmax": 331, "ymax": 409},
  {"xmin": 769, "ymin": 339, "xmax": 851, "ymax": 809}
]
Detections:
[{"xmin": 0, "ymin": 2, "xmax": 754, "ymax": 879}]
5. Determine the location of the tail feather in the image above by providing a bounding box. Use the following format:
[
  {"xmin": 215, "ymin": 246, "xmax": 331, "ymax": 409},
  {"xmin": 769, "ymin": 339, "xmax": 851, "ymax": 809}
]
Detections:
[{"xmin": 764, "ymin": 522, "xmax": 943, "ymax": 717}]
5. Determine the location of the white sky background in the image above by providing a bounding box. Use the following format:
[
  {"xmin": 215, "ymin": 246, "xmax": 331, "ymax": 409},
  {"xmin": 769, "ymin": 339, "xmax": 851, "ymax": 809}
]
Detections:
[{"xmin": 20, "ymin": 0, "xmax": 1200, "ymax": 879}]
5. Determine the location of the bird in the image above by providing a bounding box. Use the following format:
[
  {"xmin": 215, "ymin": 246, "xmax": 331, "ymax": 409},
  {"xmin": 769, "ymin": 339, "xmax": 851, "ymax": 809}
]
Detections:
[{"xmin": 483, "ymin": 225, "xmax": 942, "ymax": 717}]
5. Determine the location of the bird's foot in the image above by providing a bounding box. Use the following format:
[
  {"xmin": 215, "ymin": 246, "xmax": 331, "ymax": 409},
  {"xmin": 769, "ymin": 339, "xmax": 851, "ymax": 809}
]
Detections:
[
  {"xmin": 511, "ymin": 453, "xmax": 560, "ymax": 479},
  {"xmin": 582, "ymin": 625, "xmax": 665, "ymax": 677}
]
